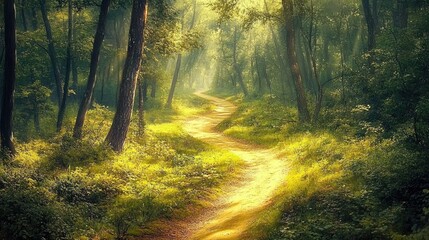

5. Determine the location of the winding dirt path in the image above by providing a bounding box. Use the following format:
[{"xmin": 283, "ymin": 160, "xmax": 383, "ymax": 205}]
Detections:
[{"xmin": 139, "ymin": 92, "xmax": 288, "ymax": 240}]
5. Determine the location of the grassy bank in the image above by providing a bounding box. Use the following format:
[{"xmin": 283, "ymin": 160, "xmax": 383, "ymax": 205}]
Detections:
[
  {"xmin": 215, "ymin": 94, "xmax": 429, "ymax": 239},
  {"xmin": 0, "ymin": 95, "xmax": 242, "ymax": 239}
]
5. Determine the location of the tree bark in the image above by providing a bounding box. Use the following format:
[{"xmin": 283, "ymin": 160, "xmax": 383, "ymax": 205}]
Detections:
[
  {"xmin": 282, "ymin": 0, "xmax": 311, "ymax": 123},
  {"xmin": 20, "ymin": 0, "xmax": 28, "ymax": 31},
  {"xmin": 264, "ymin": 0, "xmax": 293, "ymax": 101},
  {"xmin": 73, "ymin": 0, "xmax": 111, "ymax": 139},
  {"xmin": 39, "ymin": 0, "xmax": 63, "ymax": 107},
  {"xmin": 362, "ymin": 0, "xmax": 376, "ymax": 51},
  {"xmin": 1, "ymin": 0, "xmax": 17, "ymax": 155},
  {"xmin": 150, "ymin": 80, "xmax": 156, "ymax": 98},
  {"xmin": 57, "ymin": 0, "xmax": 73, "ymax": 132},
  {"xmin": 166, "ymin": 54, "xmax": 182, "ymax": 108},
  {"xmin": 105, "ymin": 0, "xmax": 148, "ymax": 152},
  {"xmin": 232, "ymin": 26, "xmax": 248, "ymax": 96}
]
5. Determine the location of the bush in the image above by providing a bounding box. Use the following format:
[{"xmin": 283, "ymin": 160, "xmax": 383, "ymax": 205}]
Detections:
[
  {"xmin": 0, "ymin": 168, "xmax": 73, "ymax": 240},
  {"xmin": 109, "ymin": 195, "xmax": 163, "ymax": 240},
  {"xmin": 51, "ymin": 136, "xmax": 113, "ymax": 168},
  {"xmin": 53, "ymin": 169, "xmax": 121, "ymax": 205}
]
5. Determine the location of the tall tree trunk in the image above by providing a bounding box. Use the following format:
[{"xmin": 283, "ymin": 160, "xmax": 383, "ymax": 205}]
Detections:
[
  {"xmin": 72, "ymin": 55, "xmax": 78, "ymax": 94},
  {"xmin": 20, "ymin": 0, "xmax": 28, "ymax": 31},
  {"xmin": 166, "ymin": 54, "xmax": 182, "ymax": 108},
  {"xmin": 1, "ymin": 0, "xmax": 17, "ymax": 155},
  {"xmin": 307, "ymin": 0, "xmax": 323, "ymax": 121},
  {"xmin": 362, "ymin": 0, "xmax": 376, "ymax": 51},
  {"xmin": 264, "ymin": 0, "xmax": 293, "ymax": 101},
  {"xmin": 39, "ymin": 0, "xmax": 63, "ymax": 107},
  {"xmin": 282, "ymin": 0, "xmax": 311, "ymax": 123},
  {"xmin": 57, "ymin": 0, "xmax": 73, "ymax": 132},
  {"xmin": 101, "ymin": 60, "xmax": 111, "ymax": 104},
  {"xmin": 105, "ymin": 0, "xmax": 148, "ymax": 152},
  {"xmin": 150, "ymin": 80, "xmax": 156, "ymax": 98},
  {"xmin": 73, "ymin": 0, "xmax": 111, "ymax": 139},
  {"xmin": 233, "ymin": 26, "xmax": 248, "ymax": 96},
  {"xmin": 165, "ymin": 1, "xmax": 197, "ymax": 107}
]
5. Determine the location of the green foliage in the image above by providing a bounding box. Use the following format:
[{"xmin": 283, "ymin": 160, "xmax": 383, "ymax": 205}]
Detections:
[
  {"xmin": 109, "ymin": 195, "xmax": 163, "ymax": 240},
  {"xmin": 15, "ymin": 81, "xmax": 54, "ymax": 139},
  {"xmin": 53, "ymin": 169, "xmax": 121, "ymax": 204},
  {"xmin": 0, "ymin": 168, "xmax": 74, "ymax": 240},
  {"xmin": 51, "ymin": 136, "xmax": 113, "ymax": 168}
]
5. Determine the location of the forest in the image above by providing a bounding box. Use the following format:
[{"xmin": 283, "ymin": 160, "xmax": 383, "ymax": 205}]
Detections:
[{"xmin": 0, "ymin": 0, "xmax": 429, "ymax": 239}]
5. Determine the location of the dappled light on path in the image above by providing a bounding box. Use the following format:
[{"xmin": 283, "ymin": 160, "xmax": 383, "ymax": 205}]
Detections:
[{"xmin": 140, "ymin": 92, "xmax": 288, "ymax": 240}]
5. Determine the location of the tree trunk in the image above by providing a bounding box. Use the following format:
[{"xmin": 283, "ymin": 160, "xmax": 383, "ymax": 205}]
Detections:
[
  {"xmin": 150, "ymin": 80, "xmax": 156, "ymax": 98},
  {"xmin": 72, "ymin": 56, "xmax": 78, "ymax": 94},
  {"xmin": 233, "ymin": 26, "xmax": 248, "ymax": 96},
  {"xmin": 282, "ymin": 0, "xmax": 311, "ymax": 123},
  {"xmin": 105, "ymin": 0, "xmax": 148, "ymax": 152},
  {"xmin": 101, "ymin": 61, "xmax": 111, "ymax": 104},
  {"xmin": 142, "ymin": 78, "xmax": 148, "ymax": 100},
  {"xmin": 57, "ymin": 0, "xmax": 73, "ymax": 132},
  {"xmin": 39, "ymin": 0, "xmax": 63, "ymax": 107},
  {"xmin": 264, "ymin": 0, "xmax": 293, "ymax": 102},
  {"xmin": 166, "ymin": 54, "xmax": 182, "ymax": 108},
  {"xmin": 1, "ymin": 0, "xmax": 17, "ymax": 155},
  {"xmin": 362, "ymin": 0, "xmax": 376, "ymax": 51},
  {"xmin": 73, "ymin": 0, "xmax": 111, "ymax": 139},
  {"xmin": 20, "ymin": 0, "xmax": 28, "ymax": 31}
]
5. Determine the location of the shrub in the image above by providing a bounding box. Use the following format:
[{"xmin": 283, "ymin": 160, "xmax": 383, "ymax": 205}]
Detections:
[
  {"xmin": 109, "ymin": 195, "xmax": 163, "ymax": 240},
  {"xmin": 51, "ymin": 136, "xmax": 113, "ymax": 168},
  {"xmin": 53, "ymin": 169, "xmax": 121, "ymax": 205},
  {"xmin": 0, "ymin": 168, "xmax": 73, "ymax": 239}
]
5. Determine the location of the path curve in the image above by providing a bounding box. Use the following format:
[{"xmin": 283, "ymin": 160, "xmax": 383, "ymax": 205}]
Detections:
[{"xmin": 140, "ymin": 92, "xmax": 288, "ymax": 240}]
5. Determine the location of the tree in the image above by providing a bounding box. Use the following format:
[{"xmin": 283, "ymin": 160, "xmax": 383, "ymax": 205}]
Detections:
[
  {"xmin": 361, "ymin": 0, "xmax": 377, "ymax": 51},
  {"xmin": 56, "ymin": 0, "xmax": 73, "ymax": 132},
  {"xmin": 166, "ymin": 0, "xmax": 198, "ymax": 108},
  {"xmin": 282, "ymin": 0, "xmax": 311, "ymax": 123},
  {"xmin": 39, "ymin": 0, "xmax": 63, "ymax": 107},
  {"xmin": 1, "ymin": 0, "xmax": 17, "ymax": 155},
  {"xmin": 105, "ymin": 0, "xmax": 148, "ymax": 152},
  {"xmin": 73, "ymin": 0, "xmax": 111, "ymax": 139}
]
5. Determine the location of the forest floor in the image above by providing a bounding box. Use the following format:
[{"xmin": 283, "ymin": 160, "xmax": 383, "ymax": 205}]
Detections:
[{"xmin": 138, "ymin": 92, "xmax": 289, "ymax": 240}]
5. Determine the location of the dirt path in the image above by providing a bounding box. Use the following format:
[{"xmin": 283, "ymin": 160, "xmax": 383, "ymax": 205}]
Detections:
[{"xmin": 139, "ymin": 92, "xmax": 288, "ymax": 240}]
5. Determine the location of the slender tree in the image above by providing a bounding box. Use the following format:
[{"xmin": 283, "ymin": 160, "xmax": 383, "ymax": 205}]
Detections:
[
  {"xmin": 39, "ymin": 0, "xmax": 63, "ymax": 106},
  {"xmin": 105, "ymin": 0, "xmax": 148, "ymax": 152},
  {"xmin": 166, "ymin": 54, "xmax": 182, "ymax": 108},
  {"xmin": 362, "ymin": 0, "xmax": 377, "ymax": 50},
  {"xmin": 282, "ymin": 0, "xmax": 311, "ymax": 123},
  {"xmin": 57, "ymin": 0, "xmax": 73, "ymax": 132},
  {"xmin": 73, "ymin": 0, "xmax": 111, "ymax": 139},
  {"xmin": 166, "ymin": 0, "xmax": 197, "ymax": 108},
  {"xmin": 1, "ymin": 0, "xmax": 17, "ymax": 155},
  {"xmin": 232, "ymin": 26, "xmax": 248, "ymax": 96}
]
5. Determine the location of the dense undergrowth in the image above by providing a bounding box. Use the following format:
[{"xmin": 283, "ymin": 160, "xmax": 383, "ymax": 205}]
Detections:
[
  {"xmin": 0, "ymin": 95, "xmax": 242, "ymax": 240},
  {"xmin": 215, "ymin": 94, "xmax": 429, "ymax": 240}
]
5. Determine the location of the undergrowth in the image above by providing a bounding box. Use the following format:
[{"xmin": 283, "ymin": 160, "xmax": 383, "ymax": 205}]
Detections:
[{"xmin": 215, "ymin": 94, "xmax": 429, "ymax": 240}]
